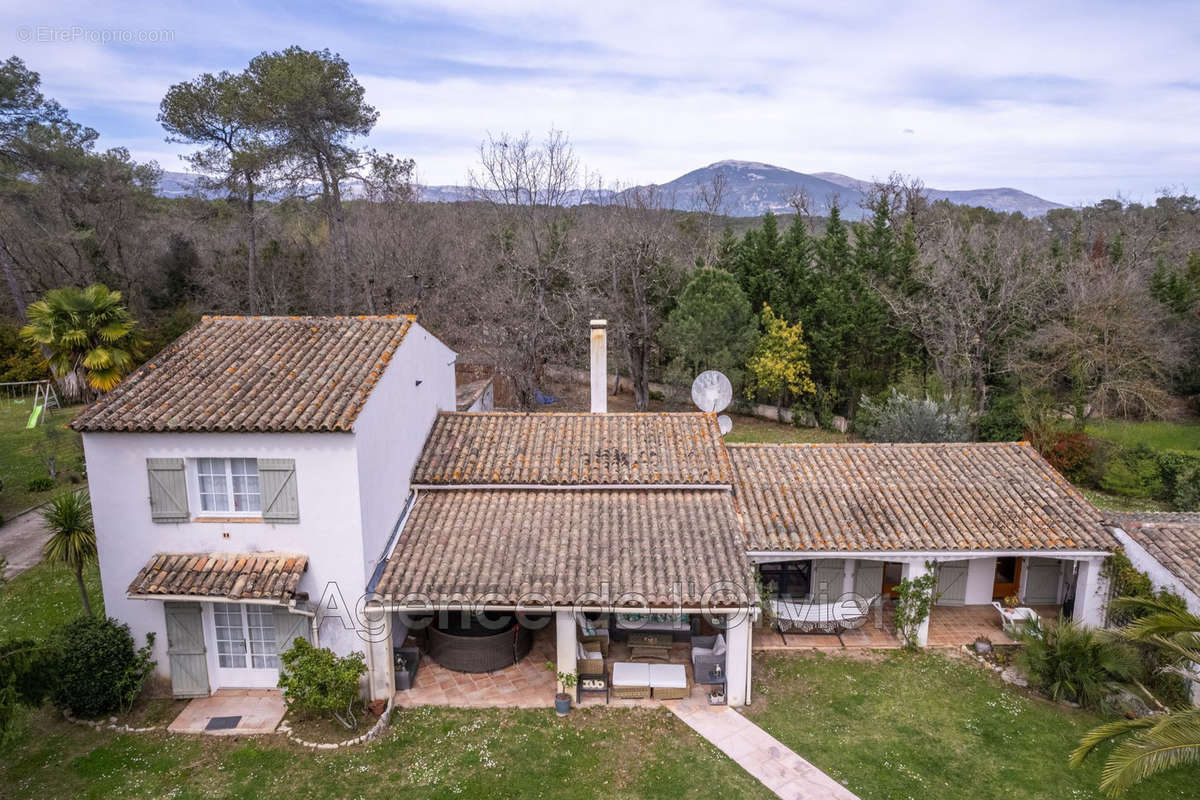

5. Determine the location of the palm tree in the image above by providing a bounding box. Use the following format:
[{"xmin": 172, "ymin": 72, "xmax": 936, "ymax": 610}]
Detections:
[
  {"xmin": 41, "ymin": 491, "xmax": 97, "ymax": 616},
  {"xmin": 20, "ymin": 284, "xmax": 140, "ymax": 402},
  {"xmin": 1071, "ymin": 598, "xmax": 1200, "ymax": 796}
]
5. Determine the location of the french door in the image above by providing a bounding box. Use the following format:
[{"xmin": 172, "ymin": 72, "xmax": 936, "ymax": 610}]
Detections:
[{"xmin": 209, "ymin": 602, "xmax": 280, "ymax": 688}]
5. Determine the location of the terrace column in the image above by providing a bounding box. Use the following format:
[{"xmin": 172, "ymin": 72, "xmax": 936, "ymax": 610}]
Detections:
[
  {"xmin": 724, "ymin": 610, "xmax": 753, "ymax": 707},
  {"xmin": 555, "ymin": 611, "xmax": 578, "ymax": 693},
  {"xmin": 1073, "ymin": 557, "xmax": 1109, "ymax": 628},
  {"xmin": 842, "ymin": 559, "xmax": 857, "ymax": 597},
  {"xmin": 902, "ymin": 560, "xmax": 933, "ymax": 648},
  {"xmin": 364, "ymin": 606, "xmax": 394, "ymax": 702}
]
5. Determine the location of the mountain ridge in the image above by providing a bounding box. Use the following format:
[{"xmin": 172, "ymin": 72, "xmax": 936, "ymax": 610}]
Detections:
[{"xmin": 155, "ymin": 161, "xmax": 1068, "ymax": 218}]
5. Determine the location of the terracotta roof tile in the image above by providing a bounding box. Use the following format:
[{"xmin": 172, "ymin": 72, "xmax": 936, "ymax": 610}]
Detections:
[
  {"xmin": 376, "ymin": 490, "xmax": 753, "ymax": 608},
  {"xmin": 728, "ymin": 442, "xmax": 1113, "ymax": 552},
  {"xmin": 1115, "ymin": 521, "xmax": 1200, "ymax": 597},
  {"xmin": 127, "ymin": 551, "xmax": 308, "ymax": 603},
  {"xmin": 413, "ymin": 412, "xmax": 732, "ymax": 485},
  {"xmin": 72, "ymin": 315, "xmax": 414, "ymax": 432}
]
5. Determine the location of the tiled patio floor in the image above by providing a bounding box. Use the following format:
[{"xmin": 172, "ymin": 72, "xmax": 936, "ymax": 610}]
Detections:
[
  {"xmin": 753, "ymin": 603, "xmax": 1061, "ymax": 651},
  {"xmin": 395, "ymin": 629, "xmax": 715, "ymax": 709},
  {"xmin": 167, "ymin": 689, "xmax": 286, "ymax": 735}
]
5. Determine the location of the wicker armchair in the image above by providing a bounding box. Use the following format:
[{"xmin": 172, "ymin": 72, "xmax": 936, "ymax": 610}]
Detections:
[{"xmin": 690, "ymin": 634, "xmax": 726, "ymax": 682}]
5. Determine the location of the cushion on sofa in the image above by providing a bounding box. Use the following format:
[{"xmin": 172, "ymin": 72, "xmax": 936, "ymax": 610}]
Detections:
[
  {"xmin": 612, "ymin": 662, "xmax": 651, "ymax": 687},
  {"xmin": 648, "ymin": 664, "xmax": 688, "ymax": 689}
]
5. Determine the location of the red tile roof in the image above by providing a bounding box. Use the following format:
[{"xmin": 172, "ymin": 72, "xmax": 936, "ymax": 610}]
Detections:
[
  {"xmin": 72, "ymin": 315, "xmax": 414, "ymax": 432},
  {"xmin": 728, "ymin": 442, "xmax": 1113, "ymax": 552},
  {"xmin": 376, "ymin": 489, "xmax": 753, "ymax": 608},
  {"xmin": 413, "ymin": 412, "xmax": 733, "ymax": 486},
  {"xmin": 127, "ymin": 552, "xmax": 308, "ymax": 603}
]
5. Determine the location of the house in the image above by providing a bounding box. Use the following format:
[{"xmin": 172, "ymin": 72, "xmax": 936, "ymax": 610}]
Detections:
[
  {"xmin": 72, "ymin": 315, "xmax": 457, "ymax": 697},
  {"xmin": 729, "ymin": 441, "xmax": 1114, "ymax": 645},
  {"xmin": 73, "ymin": 315, "xmax": 1119, "ymax": 710}
]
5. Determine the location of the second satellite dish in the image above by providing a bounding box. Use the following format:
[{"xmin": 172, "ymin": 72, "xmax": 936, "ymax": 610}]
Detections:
[
  {"xmin": 717, "ymin": 414, "xmax": 733, "ymax": 435},
  {"xmin": 691, "ymin": 370, "xmax": 733, "ymax": 413}
]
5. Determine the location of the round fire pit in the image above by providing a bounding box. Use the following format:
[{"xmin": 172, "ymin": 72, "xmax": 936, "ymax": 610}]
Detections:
[{"xmin": 426, "ymin": 614, "xmax": 533, "ymax": 673}]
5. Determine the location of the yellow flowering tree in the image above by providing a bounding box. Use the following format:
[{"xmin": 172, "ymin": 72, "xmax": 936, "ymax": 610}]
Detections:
[{"xmin": 746, "ymin": 303, "xmax": 816, "ymax": 412}]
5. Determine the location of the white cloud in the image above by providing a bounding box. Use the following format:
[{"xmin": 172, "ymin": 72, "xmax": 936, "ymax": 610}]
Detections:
[{"xmin": 4, "ymin": 0, "xmax": 1198, "ymax": 201}]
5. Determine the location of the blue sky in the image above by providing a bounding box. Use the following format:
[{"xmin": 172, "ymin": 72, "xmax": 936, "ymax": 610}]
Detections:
[{"xmin": 5, "ymin": 0, "xmax": 1199, "ymax": 204}]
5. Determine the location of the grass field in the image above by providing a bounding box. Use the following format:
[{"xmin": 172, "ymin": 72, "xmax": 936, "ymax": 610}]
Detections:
[
  {"xmin": 721, "ymin": 414, "xmax": 850, "ymax": 444},
  {"xmin": 1, "ymin": 703, "xmax": 772, "ymax": 800},
  {"xmin": 1080, "ymin": 488, "xmax": 1173, "ymax": 513},
  {"xmin": 746, "ymin": 651, "xmax": 1197, "ymax": 800},
  {"xmin": 0, "ymin": 557, "xmax": 102, "ymax": 641},
  {"xmin": 1085, "ymin": 419, "xmax": 1200, "ymax": 454},
  {"xmin": 0, "ymin": 401, "xmax": 84, "ymax": 520}
]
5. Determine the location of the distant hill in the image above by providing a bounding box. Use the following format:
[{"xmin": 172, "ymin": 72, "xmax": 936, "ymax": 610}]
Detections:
[{"xmin": 157, "ymin": 162, "xmax": 1068, "ymax": 218}]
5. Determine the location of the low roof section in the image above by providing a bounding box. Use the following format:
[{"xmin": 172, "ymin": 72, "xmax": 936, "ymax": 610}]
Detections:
[
  {"xmin": 412, "ymin": 411, "xmax": 733, "ymax": 486},
  {"xmin": 127, "ymin": 552, "xmax": 308, "ymax": 605},
  {"xmin": 72, "ymin": 315, "xmax": 415, "ymax": 433},
  {"xmin": 1109, "ymin": 513, "xmax": 1200, "ymax": 598},
  {"xmin": 729, "ymin": 442, "xmax": 1114, "ymax": 554},
  {"xmin": 375, "ymin": 488, "xmax": 754, "ymax": 610}
]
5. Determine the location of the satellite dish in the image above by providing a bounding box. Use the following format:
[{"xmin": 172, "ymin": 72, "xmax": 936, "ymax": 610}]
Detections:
[
  {"xmin": 717, "ymin": 414, "xmax": 733, "ymax": 435},
  {"xmin": 691, "ymin": 370, "xmax": 732, "ymax": 413}
]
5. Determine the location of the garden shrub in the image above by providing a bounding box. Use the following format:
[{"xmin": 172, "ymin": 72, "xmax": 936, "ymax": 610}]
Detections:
[
  {"xmin": 1156, "ymin": 451, "xmax": 1200, "ymax": 510},
  {"xmin": 50, "ymin": 616, "xmax": 156, "ymax": 718},
  {"xmin": 277, "ymin": 638, "xmax": 366, "ymax": 730},
  {"xmin": 1017, "ymin": 617, "xmax": 1141, "ymax": 710},
  {"xmin": 0, "ymin": 639, "xmax": 58, "ymax": 708},
  {"xmin": 1041, "ymin": 431, "xmax": 1097, "ymax": 484},
  {"xmin": 1102, "ymin": 550, "xmax": 1192, "ymax": 707},
  {"xmin": 856, "ymin": 390, "xmax": 969, "ymax": 443},
  {"xmin": 977, "ymin": 393, "xmax": 1024, "ymax": 441},
  {"xmin": 25, "ymin": 476, "xmax": 55, "ymax": 492}
]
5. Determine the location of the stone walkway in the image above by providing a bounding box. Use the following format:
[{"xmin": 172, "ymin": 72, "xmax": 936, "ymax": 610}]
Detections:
[
  {"xmin": 666, "ymin": 696, "xmax": 860, "ymax": 800},
  {"xmin": 0, "ymin": 504, "xmax": 50, "ymax": 580},
  {"xmin": 168, "ymin": 689, "xmax": 286, "ymax": 735}
]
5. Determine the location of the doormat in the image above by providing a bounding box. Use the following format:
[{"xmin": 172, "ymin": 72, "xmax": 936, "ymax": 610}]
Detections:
[{"xmin": 205, "ymin": 716, "xmax": 241, "ymax": 731}]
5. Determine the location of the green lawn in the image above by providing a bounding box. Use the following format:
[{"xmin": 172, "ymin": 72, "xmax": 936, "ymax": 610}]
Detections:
[
  {"xmin": 0, "ymin": 558, "xmax": 102, "ymax": 640},
  {"xmin": 0, "ymin": 400, "xmax": 85, "ymax": 520},
  {"xmin": 747, "ymin": 651, "xmax": 1197, "ymax": 800},
  {"xmin": 723, "ymin": 414, "xmax": 851, "ymax": 444},
  {"xmin": 0, "ymin": 704, "xmax": 773, "ymax": 800},
  {"xmin": 1080, "ymin": 488, "xmax": 1173, "ymax": 513},
  {"xmin": 1085, "ymin": 419, "xmax": 1200, "ymax": 454}
]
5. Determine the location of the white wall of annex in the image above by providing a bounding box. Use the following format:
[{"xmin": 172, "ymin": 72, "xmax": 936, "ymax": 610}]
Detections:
[{"xmin": 354, "ymin": 321, "xmax": 456, "ymax": 576}]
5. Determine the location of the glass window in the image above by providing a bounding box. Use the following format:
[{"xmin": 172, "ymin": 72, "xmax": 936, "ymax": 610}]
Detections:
[
  {"xmin": 196, "ymin": 458, "xmax": 260, "ymax": 514},
  {"xmin": 230, "ymin": 458, "xmax": 261, "ymax": 512},
  {"xmin": 245, "ymin": 605, "xmax": 278, "ymax": 668},
  {"xmin": 197, "ymin": 458, "xmax": 229, "ymax": 512},
  {"xmin": 213, "ymin": 603, "xmax": 247, "ymax": 668}
]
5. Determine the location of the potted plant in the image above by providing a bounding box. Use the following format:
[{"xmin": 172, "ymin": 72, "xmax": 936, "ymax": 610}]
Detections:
[
  {"xmin": 393, "ymin": 646, "xmax": 421, "ymax": 691},
  {"xmin": 546, "ymin": 661, "xmax": 576, "ymax": 715},
  {"xmin": 1002, "ymin": 594, "xmax": 1020, "ymax": 609},
  {"xmin": 973, "ymin": 636, "xmax": 993, "ymax": 655}
]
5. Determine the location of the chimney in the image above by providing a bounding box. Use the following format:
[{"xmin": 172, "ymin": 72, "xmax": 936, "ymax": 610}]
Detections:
[{"xmin": 590, "ymin": 319, "xmax": 607, "ymax": 413}]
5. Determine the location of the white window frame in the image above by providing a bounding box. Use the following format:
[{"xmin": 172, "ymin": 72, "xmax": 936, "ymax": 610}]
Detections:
[{"xmin": 191, "ymin": 457, "xmax": 262, "ymax": 517}]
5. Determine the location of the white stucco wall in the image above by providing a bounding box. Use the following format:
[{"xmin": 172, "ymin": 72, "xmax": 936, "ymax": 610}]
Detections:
[
  {"xmin": 354, "ymin": 321, "xmax": 456, "ymax": 577},
  {"xmin": 1113, "ymin": 530, "xmax": 1200, "ymax": 614},
  {"xmin": 83, "ymin": 430, "xmax": 368, "ymax": 685}
]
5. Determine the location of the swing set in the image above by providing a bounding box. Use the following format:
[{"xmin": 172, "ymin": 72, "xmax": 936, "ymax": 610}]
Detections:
[{"xmin": 0, "ymin": 379, "xmax": 61, "ymax": 428}]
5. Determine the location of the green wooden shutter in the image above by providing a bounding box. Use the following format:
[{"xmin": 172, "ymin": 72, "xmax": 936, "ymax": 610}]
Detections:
[
  {"xmin": 274, "ymin": 607, "xmax": 311, "ymax": 659},
  {"xmin": 811, "ymin": 560, "xmax": 844, "ymax": 603},
  {"xmin": 165, "ymin": 602, "xmax": 209, "ymax": 698},
  {"xmin": 259, "ymin": 459, "xmax": 299, "ymax": 523},
  {"xmin": 935, "ymin": 561, "xmax": 969, "ymax": 606},
  {"xmin": 147, "ymin": 458, "xmax": 189, "ymax": 522},
  {"xmin": 854, "ymin": 562, "xmax": 884, "ymax": 604},
  {"xmin": 1024, "ymin": 558, "xmax": 1062, "ymax": 605}
]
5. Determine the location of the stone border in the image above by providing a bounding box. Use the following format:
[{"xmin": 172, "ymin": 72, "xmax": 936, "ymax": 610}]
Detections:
[
  {"xmin": 62, "ymin": 709, "xmax": 161, "ymax": 733},
  {"xmin": 277, "ymin": 695, "xmax": 395, "ymax": 750},
  {"xmin": 959, "ymin": 644, "xmax": 1029, "ymax": 688},
  {"xmin": 62, "ymin": 694, "xmax": 395, "ymax": 748}
]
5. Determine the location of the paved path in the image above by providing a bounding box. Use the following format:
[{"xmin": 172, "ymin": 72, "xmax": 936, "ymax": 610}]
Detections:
[
  {"xmin": 666, "ymin": 696, "xmax": 860, "ymax": 800},
  {"xmin": 0, "ymin": 505, "xmax": 49, "ymax": 580}
]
